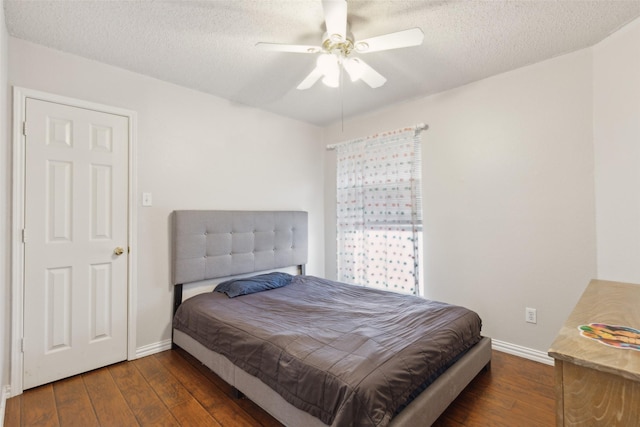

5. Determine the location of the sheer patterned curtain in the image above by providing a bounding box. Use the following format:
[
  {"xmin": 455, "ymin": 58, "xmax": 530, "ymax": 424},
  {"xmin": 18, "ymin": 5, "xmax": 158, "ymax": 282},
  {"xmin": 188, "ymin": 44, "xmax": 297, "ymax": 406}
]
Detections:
[{"xmin": 334, "ymin": 126, "xmax": 423, "ymax": 295}]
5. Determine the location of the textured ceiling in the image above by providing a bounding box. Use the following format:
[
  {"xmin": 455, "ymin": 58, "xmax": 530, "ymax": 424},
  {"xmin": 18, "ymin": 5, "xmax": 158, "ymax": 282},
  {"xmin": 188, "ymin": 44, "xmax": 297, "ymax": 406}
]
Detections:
[{"xmin": 5, "ymin": 1, "xmax": 640, "ymax": 126}]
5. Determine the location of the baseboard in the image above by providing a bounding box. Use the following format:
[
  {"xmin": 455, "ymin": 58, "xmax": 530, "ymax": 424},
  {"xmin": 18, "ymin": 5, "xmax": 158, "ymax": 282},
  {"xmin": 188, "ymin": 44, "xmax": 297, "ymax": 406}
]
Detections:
[
  {"xmin": 135, "ymin": 339, "xmax": 172, "ymax": 359},
  {"xmin": 134, "ymin": 338, "xmax": 552, "ymax": 366},
  {"xmin": 1, "ymin": 385, "xmax": 10, "ymax": 427},
  {"xmin": 492, "ymin": 339, "xmax": 554, "ymax": 366}
]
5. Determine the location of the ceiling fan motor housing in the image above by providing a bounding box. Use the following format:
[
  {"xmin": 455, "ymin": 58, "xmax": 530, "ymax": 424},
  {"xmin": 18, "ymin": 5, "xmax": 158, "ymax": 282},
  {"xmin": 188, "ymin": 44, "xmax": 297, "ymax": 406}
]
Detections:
[{"xmin": 321, "ymin": 31, "xmax": 356, "ymax": 58}]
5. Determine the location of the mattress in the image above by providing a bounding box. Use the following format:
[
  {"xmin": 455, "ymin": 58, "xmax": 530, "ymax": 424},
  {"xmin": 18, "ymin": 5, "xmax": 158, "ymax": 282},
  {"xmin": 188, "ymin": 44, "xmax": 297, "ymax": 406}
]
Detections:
[{"xmin": 173, "ymin": 275, "xmax": 482, "ymax": 427}]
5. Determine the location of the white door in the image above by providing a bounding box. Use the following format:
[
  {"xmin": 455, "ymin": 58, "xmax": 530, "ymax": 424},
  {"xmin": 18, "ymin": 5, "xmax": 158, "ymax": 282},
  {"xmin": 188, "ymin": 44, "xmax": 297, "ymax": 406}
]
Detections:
[{"xmin": 22, "ymin": 98, "xmax": 129, "ymax": 389}]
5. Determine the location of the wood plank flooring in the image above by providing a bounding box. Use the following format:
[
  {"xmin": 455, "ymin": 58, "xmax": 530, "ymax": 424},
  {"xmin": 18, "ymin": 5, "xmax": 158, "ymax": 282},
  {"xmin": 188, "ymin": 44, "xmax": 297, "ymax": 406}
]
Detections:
[{"xmin": 4, "ymin": 349, "xmax": 555, "ymax": 427}]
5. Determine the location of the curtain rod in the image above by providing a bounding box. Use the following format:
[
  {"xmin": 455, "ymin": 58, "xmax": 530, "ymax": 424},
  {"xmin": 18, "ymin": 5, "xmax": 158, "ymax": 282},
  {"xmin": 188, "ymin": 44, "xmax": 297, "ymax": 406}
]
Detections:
[{"xmin": 326, "ymin": 123, "xmax": 429, "ymax": 151}]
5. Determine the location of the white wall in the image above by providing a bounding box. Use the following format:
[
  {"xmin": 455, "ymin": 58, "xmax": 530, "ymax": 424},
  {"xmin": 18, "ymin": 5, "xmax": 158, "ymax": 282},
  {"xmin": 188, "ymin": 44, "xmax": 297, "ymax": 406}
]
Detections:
[
  {"xmin": 324, "ymin": 48, "xmax": 598, "ymax": 353},
  {"xmin": 593, "ymin": 18, "xmax": 640, "ymax": 284},
  {"xmin": 1, "ymin": 2, "xmax": 10, "ymax": 395},
  {"xmin": 8, "ymin": 38, "xmax": 325, "ymax": 350}
]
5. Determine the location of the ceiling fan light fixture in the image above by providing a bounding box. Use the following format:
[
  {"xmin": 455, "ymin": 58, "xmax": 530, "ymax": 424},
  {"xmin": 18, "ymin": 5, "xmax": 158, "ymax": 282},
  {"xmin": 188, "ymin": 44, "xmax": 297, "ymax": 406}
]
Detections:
[
  {"xmin": 317, "ymin": 53, "xmax": 340, "ymax": 87},
  {"xmin": 257, "ymin": 0, "xmax": 424, "ymax": 91},
  {"xmin": 344, "ymin": 57, "xmax": 365, "ymax": 82},
  {"xmin": 322, "ymin": 73, "xmax": 340, "ymax": 88},
  {"xmin": 316, "ymin": 53, "xmax": 338, "ymax": 72}
]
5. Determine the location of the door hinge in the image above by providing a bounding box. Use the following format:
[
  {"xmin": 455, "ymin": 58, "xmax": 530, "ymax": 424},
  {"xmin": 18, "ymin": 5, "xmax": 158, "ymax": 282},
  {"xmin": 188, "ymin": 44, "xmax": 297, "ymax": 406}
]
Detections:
[
  {"xmin": 21, "ymin": 229, "xmax": 27, "ymax": 243},
  {"xmin": 21, "ymin": 338, "xmax": 25, "ymax": 353},
  {"xmin": 22, "ymin": 121, "xmax": 26, "ymax": 136}
]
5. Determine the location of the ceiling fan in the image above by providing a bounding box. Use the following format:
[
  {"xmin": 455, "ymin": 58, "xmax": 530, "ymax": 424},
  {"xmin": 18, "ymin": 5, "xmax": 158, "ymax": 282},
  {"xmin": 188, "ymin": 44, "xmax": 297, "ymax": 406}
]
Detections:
[{"xmin": 256, "ymin": 0, "xmax": 424, "ymax": 90}]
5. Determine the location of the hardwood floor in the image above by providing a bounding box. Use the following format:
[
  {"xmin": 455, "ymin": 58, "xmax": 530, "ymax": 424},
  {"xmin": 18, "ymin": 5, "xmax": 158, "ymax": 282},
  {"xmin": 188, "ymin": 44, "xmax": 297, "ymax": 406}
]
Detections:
[
  {"xmin": 4, "ymin": 349, "xmax": 555, "ymax": 427},
  {"xmin": 431, "ymin": 351, "xmax": 555, "ymax": 427}
]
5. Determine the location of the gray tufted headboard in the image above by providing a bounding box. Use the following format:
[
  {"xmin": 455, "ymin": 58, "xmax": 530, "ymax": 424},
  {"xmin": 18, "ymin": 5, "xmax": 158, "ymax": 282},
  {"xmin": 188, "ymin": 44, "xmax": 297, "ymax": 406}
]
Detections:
[{"xmin": 172, "ymin": 210, "xmax": 308, "ymax": 286}]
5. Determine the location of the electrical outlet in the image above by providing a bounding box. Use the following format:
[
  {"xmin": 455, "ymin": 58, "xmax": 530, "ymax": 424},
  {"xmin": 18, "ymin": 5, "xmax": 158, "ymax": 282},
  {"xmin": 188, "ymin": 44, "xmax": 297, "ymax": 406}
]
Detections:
[{"xmin": 526, "ymin": 307, "xmax": 537, "ymax": 324}]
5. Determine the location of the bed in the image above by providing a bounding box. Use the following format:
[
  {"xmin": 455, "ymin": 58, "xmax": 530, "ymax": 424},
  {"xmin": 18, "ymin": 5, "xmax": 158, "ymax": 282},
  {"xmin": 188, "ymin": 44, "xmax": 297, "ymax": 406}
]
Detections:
[{"xmin": 171, "ymin": 210, "xmax": 491, "ymax": 427}]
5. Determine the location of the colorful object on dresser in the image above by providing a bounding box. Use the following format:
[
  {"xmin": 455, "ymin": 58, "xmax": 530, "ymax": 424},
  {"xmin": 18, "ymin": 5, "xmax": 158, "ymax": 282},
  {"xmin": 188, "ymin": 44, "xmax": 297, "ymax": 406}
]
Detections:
[{"xmin": 578, "ymin": 323, "xmax": 640, "ymax": 351}]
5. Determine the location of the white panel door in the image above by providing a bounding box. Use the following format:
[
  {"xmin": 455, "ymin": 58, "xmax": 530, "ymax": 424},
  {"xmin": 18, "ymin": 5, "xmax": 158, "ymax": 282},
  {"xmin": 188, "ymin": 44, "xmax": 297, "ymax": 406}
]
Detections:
[{"xmin": 23, "ymin": 98, "xmax": 129, "ymax": 389}]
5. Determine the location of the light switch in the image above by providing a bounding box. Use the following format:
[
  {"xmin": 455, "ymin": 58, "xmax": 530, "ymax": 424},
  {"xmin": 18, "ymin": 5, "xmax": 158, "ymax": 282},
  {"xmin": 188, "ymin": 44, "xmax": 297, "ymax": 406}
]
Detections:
[{"xmin": 142, "ymin": 192, "xmax": 153, "ymax": 207}]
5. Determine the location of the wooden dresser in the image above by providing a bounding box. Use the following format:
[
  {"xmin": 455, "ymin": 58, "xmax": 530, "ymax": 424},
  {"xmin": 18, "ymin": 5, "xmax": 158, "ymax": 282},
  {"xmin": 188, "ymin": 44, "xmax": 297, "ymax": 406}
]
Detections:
[{"xmin": 548, "ymin": 279, "xmax": 640, "ymax": 426}]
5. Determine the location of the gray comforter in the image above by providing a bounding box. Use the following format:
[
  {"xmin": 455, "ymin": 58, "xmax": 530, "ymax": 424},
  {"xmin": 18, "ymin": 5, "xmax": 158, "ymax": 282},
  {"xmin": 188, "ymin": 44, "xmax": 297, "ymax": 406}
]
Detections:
[{"xmin": 173, "ymin": 275, "xmax": 482, "ymax": 427}]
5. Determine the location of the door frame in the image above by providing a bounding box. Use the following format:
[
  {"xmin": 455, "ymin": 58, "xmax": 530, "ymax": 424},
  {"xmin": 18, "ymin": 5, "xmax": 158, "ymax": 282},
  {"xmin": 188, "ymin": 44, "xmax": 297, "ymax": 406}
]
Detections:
[{"xmin": 11, "ymin": 87, "xmax": 138, "ymax": 396}]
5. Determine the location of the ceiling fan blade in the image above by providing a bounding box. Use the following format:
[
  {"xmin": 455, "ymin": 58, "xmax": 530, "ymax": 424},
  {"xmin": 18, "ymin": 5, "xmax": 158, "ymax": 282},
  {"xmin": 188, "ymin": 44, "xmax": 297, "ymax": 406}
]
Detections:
[
  {"xmin": 255, "ymin": 42, "xmax": 321, "ymax": 54},
  {"xmin": 355, "ymin": 28, "xmax": 424, "ymax": 53},
  {"xmin": 322, "ymin": 0, "xmax": 347, "ymax": 41},
  {"xmin": 297, "ymin": 67, "xmax": 324, "ymax": 90},
  {"xmin": 355, "ymin": 59, "xmax": 387, "ymax": 88}
]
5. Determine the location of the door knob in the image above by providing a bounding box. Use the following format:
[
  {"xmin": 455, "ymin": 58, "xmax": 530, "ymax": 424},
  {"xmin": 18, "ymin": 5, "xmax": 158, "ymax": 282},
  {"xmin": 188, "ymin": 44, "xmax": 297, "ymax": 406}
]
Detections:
[{"xmin": 114, "ymin": 247, "xmax": 124, "ymax": 256}]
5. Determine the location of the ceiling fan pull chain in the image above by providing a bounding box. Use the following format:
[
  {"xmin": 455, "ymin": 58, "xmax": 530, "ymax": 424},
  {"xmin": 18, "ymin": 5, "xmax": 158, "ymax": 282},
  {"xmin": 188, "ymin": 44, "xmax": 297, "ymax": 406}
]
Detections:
[{"xmin": 340, "ymin": 64, "xmax": 345, "ymax": 132}]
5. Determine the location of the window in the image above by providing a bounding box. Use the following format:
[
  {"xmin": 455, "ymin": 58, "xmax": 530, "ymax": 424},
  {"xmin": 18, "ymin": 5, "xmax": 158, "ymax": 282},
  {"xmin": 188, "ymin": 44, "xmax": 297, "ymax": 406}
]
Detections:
[{"xmin": 334, "ymin": 126, "xmax": 424, "ymax": 295}]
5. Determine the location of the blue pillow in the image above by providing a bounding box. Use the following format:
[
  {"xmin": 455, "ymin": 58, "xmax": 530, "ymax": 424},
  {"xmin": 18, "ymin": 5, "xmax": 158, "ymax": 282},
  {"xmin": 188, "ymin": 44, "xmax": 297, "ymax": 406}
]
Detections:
[{"xmin": 214, "ymin": 272, "xmax": 294, "ymax": 298}]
